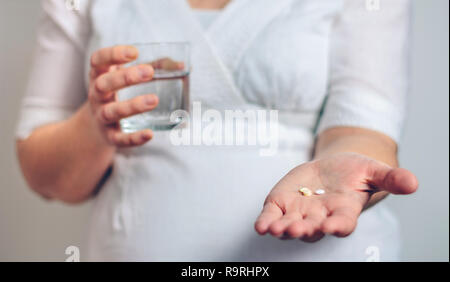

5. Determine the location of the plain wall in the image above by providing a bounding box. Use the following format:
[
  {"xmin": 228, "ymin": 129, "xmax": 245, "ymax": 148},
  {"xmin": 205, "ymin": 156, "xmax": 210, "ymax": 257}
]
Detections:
[{"xmin": 0, "ymin": 0, "xmax": 448, "ymax": 261}]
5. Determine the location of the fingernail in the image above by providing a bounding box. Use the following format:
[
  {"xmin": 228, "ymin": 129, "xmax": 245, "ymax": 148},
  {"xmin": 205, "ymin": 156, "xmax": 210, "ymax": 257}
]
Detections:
[
  {"xmin": 145, "ymin": 95, "xmax": 155, "ymax": 105},
  {"xmin": 141, "ymin": 132, "xmax": 152, "ymax": 141},
  {"xmin": 139, "ymin": 66, "xmax": 153, "ymax": 79},
  {"xmin": 124, "ymin": 47, "xmax": 138, "ymax": 59}
]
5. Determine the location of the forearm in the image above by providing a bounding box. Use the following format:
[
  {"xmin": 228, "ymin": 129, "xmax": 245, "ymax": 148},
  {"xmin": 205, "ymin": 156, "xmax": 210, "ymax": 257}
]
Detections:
[
  {"xmin": 16, "ymin": 102, "xmax": 115, "ymax": 203},
  {"xmin": 313, "ymin": 127, "xmax": 399, "ymax": 209}
]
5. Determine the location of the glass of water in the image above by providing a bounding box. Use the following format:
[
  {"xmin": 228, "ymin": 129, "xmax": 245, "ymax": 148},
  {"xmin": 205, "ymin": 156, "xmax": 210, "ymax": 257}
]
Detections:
[{"xmin": 118, "ymin": 42, "xmax": 190, "ymax": 132}]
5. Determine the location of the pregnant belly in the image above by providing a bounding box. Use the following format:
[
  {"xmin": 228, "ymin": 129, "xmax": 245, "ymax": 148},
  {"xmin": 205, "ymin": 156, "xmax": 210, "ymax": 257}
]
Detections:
[{"xmin": 84, "ymin": 133, "xmax": 399, "ymax": 261}]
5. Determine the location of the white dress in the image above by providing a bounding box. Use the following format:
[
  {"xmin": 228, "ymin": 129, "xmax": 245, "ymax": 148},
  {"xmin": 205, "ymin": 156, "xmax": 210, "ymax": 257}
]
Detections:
[{"xmin": 16, "ymin": 0, "xmax": 410, "ymax": 261}]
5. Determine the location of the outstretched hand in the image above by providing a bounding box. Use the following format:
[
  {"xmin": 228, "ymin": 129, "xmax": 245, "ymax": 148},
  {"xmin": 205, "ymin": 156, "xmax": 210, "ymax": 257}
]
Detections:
[{"xmin": 254, "ymin": 152, "xmax": 418, "ymax": 242}]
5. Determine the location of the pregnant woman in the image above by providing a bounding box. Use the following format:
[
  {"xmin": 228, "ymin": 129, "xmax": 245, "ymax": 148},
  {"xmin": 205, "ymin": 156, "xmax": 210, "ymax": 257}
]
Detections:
[{"xmin": 16, "ymin": 0, "xmax": 418, "ymax": 261}]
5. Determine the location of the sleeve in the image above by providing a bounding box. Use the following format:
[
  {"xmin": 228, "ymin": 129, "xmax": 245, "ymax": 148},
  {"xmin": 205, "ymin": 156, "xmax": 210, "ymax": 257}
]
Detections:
[
  {"xmin": 316, "ymin": 0, "xmax": 411, "ymax": 144},
  {"xmin": 15, "ymin": 0, "xmax": 91, "ymax": 140}
]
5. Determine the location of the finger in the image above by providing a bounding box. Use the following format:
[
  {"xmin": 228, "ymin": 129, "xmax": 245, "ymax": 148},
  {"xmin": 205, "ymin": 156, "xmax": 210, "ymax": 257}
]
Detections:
[
  {"xmin": 106, "ymin": 129, "xmax": 153, "ymax": 147},
  {"xmin": 91, "ymin": 45, "xmax": 138, "ymax": 70},
  {"xmin": 369, "ymin": 162, "xmax": 419, "ymax": 195},
  {"xmin": 285, "ymin": 220, "xmax": 309, "ymax": 238},
  {"xmin": 301, "ymin": 207, "xmax": 327, "ymax": 237},
  {"xmin": 321, "ymin": 206, "xmax": 358, "ymax": 237},
  {"xmin": 301, "ymin": 231, "xmax": 325, "ymax": 243},
  {"xmin": 93, "ymin": 64, "xmax": 154, "ymax": 102},
  {"xmin": 98, "ymin": 94, "xmax": 158, "ymax": 124},
  {"xmin": 89, "ymin": 64, "xmax": 121, "ymax": 82},
  {"xmin": 290, "ymin": 204, "xmax": 325, "ymax": 242},
  {"xmin": 254, "ymin": 202, "xmax": 283, "ymax": 235},
  {"xmin": 150, "ymin": 57, "xmax": 185, "ymax": 71},
  {"xmin": 283, "ymin": 201, "xmax": 324, "ymax": 239},
  {"xmin": 268, "ymin": 213, "xmax": 301, "ymax": 237},
  {"xmin": 299, "ymin": 219, "xmax": 326, "ymax": 243}
]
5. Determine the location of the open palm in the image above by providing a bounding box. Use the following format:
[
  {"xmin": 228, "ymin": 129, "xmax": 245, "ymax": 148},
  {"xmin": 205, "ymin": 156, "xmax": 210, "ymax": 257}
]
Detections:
[{"xmin": 254, "ymin": 153, "xmax": 418, "ymax": 242}]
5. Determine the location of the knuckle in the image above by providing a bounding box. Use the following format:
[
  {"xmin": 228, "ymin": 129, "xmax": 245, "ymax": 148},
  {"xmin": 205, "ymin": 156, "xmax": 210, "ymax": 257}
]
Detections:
[
  {"xmin": 130, "ymin": 98, "xmax": 145, "ymax": 113},
  {"xmin": 111, "ymin": 74, "xmax": 124, "ymax": 89},
  {"xmin": 113, "ymin": 133, "xmax": 127, "ymax": 147},
  {"xmin": 116, "ymin": 104, "xmax": 130, "ymax": 118},
  {"xmin": 128, "ymin": 67, "xmax": 144, "ymax": 84},
  {"xmin": 129, "ymin": 136, "xmax": 138, "ymax": 146},
  {"xmin": 112, "ymin": 46, "xmax": 123, "ymax": 63},
  {"xmin": 100, "ymin": 105, "xmax": 113, "ymax": 123},
  {"xmin": 94, "ymin": 76, "xmax": 108, "ymax": 95},
  {"xmin": 90, "ymin": 52, "xmax": 99, "ymax": 67},
  {"xmin": 124, "ymin": 69, "xmax": 137, "ymax": 86},
  {"xmin": 107, "ymin": 131, "xmax": 117, "ymax": 144},
  {"xmin": 121, "ymin": 136, "xmax": 132, "ymax": 147},
  {"xmin": 130, "ymin": 134, "xmax": 143, "ymax": 146}
]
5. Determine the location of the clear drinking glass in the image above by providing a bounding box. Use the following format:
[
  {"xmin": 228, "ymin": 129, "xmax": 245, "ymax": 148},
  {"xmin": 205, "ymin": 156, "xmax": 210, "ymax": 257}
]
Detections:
[{"xmin": 118, "ymin": 42, "xmax": 190, "ymax": 132}]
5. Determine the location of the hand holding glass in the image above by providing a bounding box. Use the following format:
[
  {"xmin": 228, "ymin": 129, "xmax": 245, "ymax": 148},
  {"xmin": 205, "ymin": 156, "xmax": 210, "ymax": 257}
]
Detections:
[{"xmin": 118, "ymin": 42, "xmax": 190, "ymax": 132}]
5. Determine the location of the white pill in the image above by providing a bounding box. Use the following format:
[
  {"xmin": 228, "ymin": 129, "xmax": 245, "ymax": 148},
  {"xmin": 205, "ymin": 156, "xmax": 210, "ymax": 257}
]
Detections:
[
  {"xmin": 315, "ymin": 189, "xmax": 325, "ymax": 195},
  {"xmin": 299, "ymin": 187, "xmax": 313, "ymax": 197}
]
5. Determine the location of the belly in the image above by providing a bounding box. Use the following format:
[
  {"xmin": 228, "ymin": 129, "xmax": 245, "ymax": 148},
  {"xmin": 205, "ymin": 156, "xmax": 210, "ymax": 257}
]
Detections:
[{"xmin": 84, "ymin": 130, "xmax": 400, "ymax": 261}]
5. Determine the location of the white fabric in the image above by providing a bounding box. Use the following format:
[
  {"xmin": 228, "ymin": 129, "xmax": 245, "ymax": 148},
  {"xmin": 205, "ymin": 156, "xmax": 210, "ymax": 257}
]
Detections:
[
  {"xmin": 192, "ymin": 8, "xmax": 220, "ymax": 30},
  {"xmin": 15, "ymin": 0, "xmax": 411, "ymax": 261},
  {"xmin": 15, "ymin": 0, "xmax": 91, "ymax": 139}
]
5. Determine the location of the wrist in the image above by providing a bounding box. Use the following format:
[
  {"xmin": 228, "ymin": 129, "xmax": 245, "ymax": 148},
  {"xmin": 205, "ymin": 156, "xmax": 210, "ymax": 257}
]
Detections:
[{"xmin": 363, "ymin": 191, "xmax": 389, "ymax": 211}]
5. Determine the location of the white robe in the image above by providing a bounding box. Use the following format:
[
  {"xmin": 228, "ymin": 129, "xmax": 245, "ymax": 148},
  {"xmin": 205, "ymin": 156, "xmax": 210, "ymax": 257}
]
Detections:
[{"xmin": 16, "ymin": 0, "xmax": 411, "ymax": 261}]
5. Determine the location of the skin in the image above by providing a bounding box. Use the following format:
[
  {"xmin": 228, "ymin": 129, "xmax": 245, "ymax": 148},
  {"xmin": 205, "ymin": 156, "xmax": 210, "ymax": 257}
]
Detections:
[
  {"xmin": 187, "ymin": 0, "xmax": 231, "ymax": 10},
  {"xmin": 254, "ymin": 128, "xmax": 418, "ymax": 242},
  {"xmin": 16, "ymin": 46, "xmax": 186, "ymax": 203},
  {"xmin": 17, "ymin": 46, "xmax": 155, "ymax": 202},
  {"xmin": 17, "ymin": 0, "xmax": 419, "ymax": 241}
]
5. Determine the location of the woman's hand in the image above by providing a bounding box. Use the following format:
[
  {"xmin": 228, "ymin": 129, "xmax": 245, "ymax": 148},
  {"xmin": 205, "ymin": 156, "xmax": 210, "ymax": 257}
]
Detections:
[
  {"xmin": 17, "ymin": 45, "xmax": 160, "ymax": 202},
  {"xmin": 87, "ymin": 45, "xmax": 158, "ymax": 147},
  {"xmin": 16, "ymin": 45, "xmax": 185, "ymax": 202},
  {"xmin": 254, "ymin": 152, "xmax": 418, "ymax": 242}
]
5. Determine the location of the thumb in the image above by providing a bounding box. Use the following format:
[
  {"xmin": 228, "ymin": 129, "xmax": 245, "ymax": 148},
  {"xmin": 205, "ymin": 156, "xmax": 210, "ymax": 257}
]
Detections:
[{"xmin": 368, "ymin": 162, "xmax": 419, "ymax": 195}]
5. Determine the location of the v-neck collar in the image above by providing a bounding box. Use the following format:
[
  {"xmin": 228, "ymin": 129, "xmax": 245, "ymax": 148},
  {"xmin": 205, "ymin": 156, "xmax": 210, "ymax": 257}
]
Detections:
[
  {"xmin": 203, "ymin": 0, "xmax": 246, "ymax": 34},
  {"xmin": 176, "ymin": 0, "xmax": 294, "ymax": 107},
  {"xmin": 205, "ymin": 0, "xmax": 294, "ymax": 72},
  {"xmin": 182, "ymin": 0, "xmax": 247, "ymax": 34},
  {"xmin": 190, "ymin": 9, "xmax": 221, "ymax": 30},
  {"xmin": 119, "ymin": 0, "xmax": 294, "ymax": 108},
  {"xmin": 180, "ymin": 0, "xmax": 294, "ymax": 74}
]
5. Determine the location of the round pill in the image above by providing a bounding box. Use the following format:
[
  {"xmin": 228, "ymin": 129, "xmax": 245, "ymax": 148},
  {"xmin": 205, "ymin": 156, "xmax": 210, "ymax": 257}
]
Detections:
[{"xmin": 315, "ymin": 189, "xmax": 325, "ymax": 195}]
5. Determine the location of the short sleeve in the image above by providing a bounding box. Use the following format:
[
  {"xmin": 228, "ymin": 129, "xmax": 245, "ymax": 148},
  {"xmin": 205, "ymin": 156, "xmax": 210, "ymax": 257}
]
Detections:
[
  {"xmin": 317, "ymin": 0, "xmax": 411, "ymax": 143},
  {"xmin": 15, "ymin": 0, "xmax": 91, "ymax": 140}
]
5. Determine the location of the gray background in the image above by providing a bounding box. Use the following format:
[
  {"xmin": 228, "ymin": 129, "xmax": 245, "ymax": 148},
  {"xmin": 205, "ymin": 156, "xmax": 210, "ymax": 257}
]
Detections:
[{"xmin": 0, "ymin": 0, "xmax": 448, "ymax": 261}]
